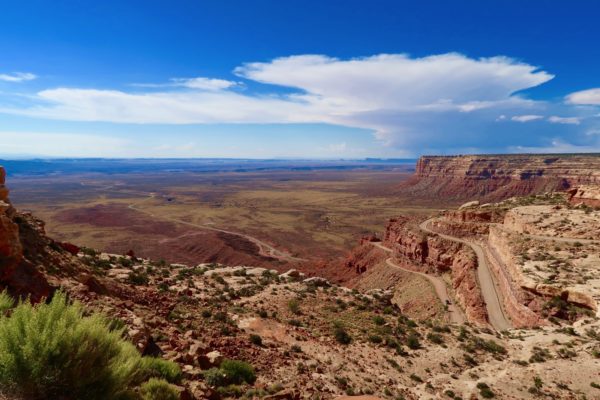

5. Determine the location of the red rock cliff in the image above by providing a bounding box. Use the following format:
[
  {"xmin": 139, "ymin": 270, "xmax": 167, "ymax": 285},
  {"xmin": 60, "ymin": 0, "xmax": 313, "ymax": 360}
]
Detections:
[
  {"xmin": 401, "ymin": 154, "xmax": 600, "ymax": 202},
  {"xmin": 382, "ymin": 216, "xmax": 488, "ymax": 324},
  {"xmin": 0, "ymin": 166, "xmax": 53, "ymax": 301}
]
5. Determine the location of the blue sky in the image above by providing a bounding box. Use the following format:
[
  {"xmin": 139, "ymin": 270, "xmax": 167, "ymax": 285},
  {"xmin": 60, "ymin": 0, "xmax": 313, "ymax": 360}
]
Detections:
[{"xmin": 1, "ymin": 0, "xmax": 600, "ymax": 158}]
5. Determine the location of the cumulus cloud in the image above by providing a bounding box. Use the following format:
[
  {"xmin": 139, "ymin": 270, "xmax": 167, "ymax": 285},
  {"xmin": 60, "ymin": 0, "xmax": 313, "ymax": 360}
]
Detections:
[
  {"xmin": 235, "ymin": 54, "xmax": 552, "ymax": 113},
  {"xmin": 0, "ymin": 72, "xmax": 36, "ymax": 82},
  {"xmin": 566, "ymin": 88, "xmax": 600, "ymax": 105},
  {"xmin": 548, "ymin": 115, "xmax": 581, "ymax": 125},
  {"xmin": 511, "ymin": 114, "xmax": 544, "ymax": 122},
  {"xmin": 3, "ymin": 53, "xmax": 552, "ymax": 121},
  {"xmin": 0, "ymin": 53, "xmax": 583, "ymax": 153}
]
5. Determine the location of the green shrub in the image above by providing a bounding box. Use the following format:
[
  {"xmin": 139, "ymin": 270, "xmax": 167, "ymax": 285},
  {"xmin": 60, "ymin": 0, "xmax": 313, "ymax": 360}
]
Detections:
[
  {"xmin": 139, "ymin": 357, "xmax": 182, "ymax": 383},
  {"xmin": 407, "ymin": 333, "xmax": 421, "ymax": 349},
  {"xmin": 0, "ymin": 291, "xmax": 142, "ymax": 400},
  {"xmin": 288, "ymin": 298, "xmax": 301, "ymax": 314},
  {"xmin": 140, "ymin": 378, "xmax": 179, "ymax": 400},
  {"xmin": 204, "ymin": 359, "xmax": 256, "ymax": 388},
  {"xmin": 220, "ymin": 359, "xmax": 256, "ymax": 385},
  {"xmin": 249, "ymin": 334, "xmax": 263, "ymax": 346},
  {"xmin": 427, "ymin": 332, "xmax": 444, "ymax": 345},
  {"xmin": 128, "ymin": 271, "xmax": 149, "ymax": 285},
  {"xmin": 0, "ymin": 290, "xmax": 13, "ymax": 314},
  {"xmin": 334, "ymin": 324, "xmax": 352, "ymax": 345},
  {"xmin": 368, "ymin": 334, "xmax": 383, "ymax": 344},
  {"xmin": 477, "ymin": 382, "xmax": 494, "ymax": 398},
  {"xmin": 203, "ymin": 367, "xmax": 227, "ymax": 387}
]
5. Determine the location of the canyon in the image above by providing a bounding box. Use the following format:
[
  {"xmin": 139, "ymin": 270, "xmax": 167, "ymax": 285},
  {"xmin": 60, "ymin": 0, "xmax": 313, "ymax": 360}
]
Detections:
[
  {"xmin": 1, "ymin": 163, "xmax": 600, "ymax": 399},
  {"xmin": 346, "ymin": 191, "xmax": 600, "ymax": 331}
]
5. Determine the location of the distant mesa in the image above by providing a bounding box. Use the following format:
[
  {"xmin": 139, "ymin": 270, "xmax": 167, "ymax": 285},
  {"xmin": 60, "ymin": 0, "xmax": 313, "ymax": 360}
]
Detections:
[{"xmin": 400, "ymin": 154, "xmax": 600, "ymax": 202}]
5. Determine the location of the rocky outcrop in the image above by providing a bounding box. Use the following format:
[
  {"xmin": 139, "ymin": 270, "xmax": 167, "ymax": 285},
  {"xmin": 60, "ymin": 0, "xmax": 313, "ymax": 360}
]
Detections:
[
  {"xmin": 432, "ymin": 208, "xmax": 507, "ymax": 237},
  {"xmin": 0, "ymin": 166, "xmax": 53, "ymax": 301},
  {"xmin": 568, "ymin": 185, "xmax": 600, "ymax": 208},
  {"xmin": 401, "ymin": 154, "xmax": 600, "ymax": 202},
  {"xmin": 344, "ymin": 242, "xmax": 387, "ymax": 274},
  {"xmin": 484, "ymin": 227, "xmax": 546, "ymax": 327},
  {"xmin": 383, "ymin": 216, "xmax": 488, "ymax": 324}
]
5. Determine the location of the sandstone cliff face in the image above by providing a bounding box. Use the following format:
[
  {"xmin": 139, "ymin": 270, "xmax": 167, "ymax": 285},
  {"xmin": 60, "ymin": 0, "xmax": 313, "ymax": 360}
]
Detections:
[
  {"xmin": 432, "ymin": 208, "xmax": 507, "ymax": 237},
  {"xmin": 0, "ymin": 166, "xmax": 52, "ymax": 301},
  {"xmin": 568, "ymin": 185, "xmax": 600, "ymax": 208},
  {"xmin": 401, "ymin": 154, "xmax": 600, "ymax": 202},
  {"xmin": 383, "ymin": 217, "xmax": 488, "ymax": 324},
  {"xmin": 484, "ymin": 227, "xmax": 546, "ymax": 328}
]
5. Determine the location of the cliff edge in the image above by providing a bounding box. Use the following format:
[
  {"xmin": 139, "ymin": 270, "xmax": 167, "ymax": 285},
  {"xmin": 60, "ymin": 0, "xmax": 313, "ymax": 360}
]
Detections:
[{"xmin": 401, "ymin": 154, "xmax": 600, "ymax": 202}]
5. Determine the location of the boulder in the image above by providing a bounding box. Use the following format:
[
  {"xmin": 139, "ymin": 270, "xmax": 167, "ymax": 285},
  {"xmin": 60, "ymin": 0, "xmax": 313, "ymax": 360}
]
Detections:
[
  {"xmin": 280, "ymin": 269, "xmax": 304, "ymax": 280},
  {"xmin": 302, "ymin": 277, "xmax": 330, "ymax": 287},
  {"xmin": 198, "ymin": 350, "xmax": 222, "ymax": 369},
  {"xmin": 79, "ymin": 274, "xmax": 109, "ymax": 295},
  {"xmin": 458, "ymin": 200, "xmax": 480, "ymax": 210}
]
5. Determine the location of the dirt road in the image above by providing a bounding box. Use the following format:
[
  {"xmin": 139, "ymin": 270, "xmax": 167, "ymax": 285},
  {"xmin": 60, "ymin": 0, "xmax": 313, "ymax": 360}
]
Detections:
[
  {"xmin": 419, "ymin": 219, "xmax": 511, "ymax": 331},
  {"xmin": 371, "ymin": 242, "xmax": 466, "ymax": 324},
  {"xmin": 128, "ymin": 194, "xmax": 306, "ymax": 262}
]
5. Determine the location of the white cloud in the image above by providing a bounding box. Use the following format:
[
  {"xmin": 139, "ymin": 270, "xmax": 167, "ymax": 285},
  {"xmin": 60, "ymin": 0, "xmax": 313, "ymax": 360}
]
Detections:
[
  {"xmin": 566, "ymin": 88, "xmax": 600, "ymax": 105},
  {"xmin": 0, "ymin": 53, "xmax": 562, "ymax": 152},
  {"xmin": 172, "ymin": 77, "xmax": 239, "ymax": 90},
  {"xmin": 235, "ymin": 54, "xmax": 552, "ymax": 113},
  {"xmin": 10, "ymin": 88, "xmax": 314, "ymax": 124},
  {"xmin": 4, "ymin": 54, "xmax": 553, "ymax": 123},
  {"xmin": 133, "ymin": 76, "xmax": 239, "ymax": 91},
  {"xmin": 0, "ymin": 72, "xmax": 36, "ymax": 82},
  {"xmin": 548, "ymin": 115, "xmax": 581, "ymax": 125},
  {"xmin": 511, "ymin": 114, "xmax": 543, "ymax": 122}
]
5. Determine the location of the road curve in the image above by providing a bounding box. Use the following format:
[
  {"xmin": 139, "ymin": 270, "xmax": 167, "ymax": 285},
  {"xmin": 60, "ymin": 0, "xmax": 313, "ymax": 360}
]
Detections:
[
  {"xmin": 371, "ymin": 242, "xmax": 466, "ymax": 324},
  {"xmin": 419, "ymin": 219, "xmax": 512, "ymax": 331},
  {"xmin": 127, "ymin": 194, "xmax": 306, "ymax": 262}
]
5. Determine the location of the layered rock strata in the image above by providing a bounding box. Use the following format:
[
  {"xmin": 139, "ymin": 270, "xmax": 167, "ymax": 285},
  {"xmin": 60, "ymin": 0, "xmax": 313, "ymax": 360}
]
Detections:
[
  {"xmin": 382, "ymin": 217, "xmax": 488, "ymax": 324},
  {"xmin": 401, "ymin": 154, "xmax": 600, "ymax": 202},
  {"xmin": 568, "ymin": 185, "xmax": 600, "ymax": 208}
]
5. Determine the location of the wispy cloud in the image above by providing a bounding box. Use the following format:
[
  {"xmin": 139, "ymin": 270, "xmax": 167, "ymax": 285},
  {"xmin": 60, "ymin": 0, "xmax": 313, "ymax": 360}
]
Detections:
[
  {"xmin": 0, "ymin": 72, "xmax": 37, "ymax": 82},
  {"xmin": 548, "ymin": 115, "xmax": 580, "ymax": 125},
  {"xmin": 511, "ymin": 114, "xmax": 543, "ymax": 122},
  {"xmin": 133, "ymin": 76, "xmax": 240, "ymax": 91}
]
